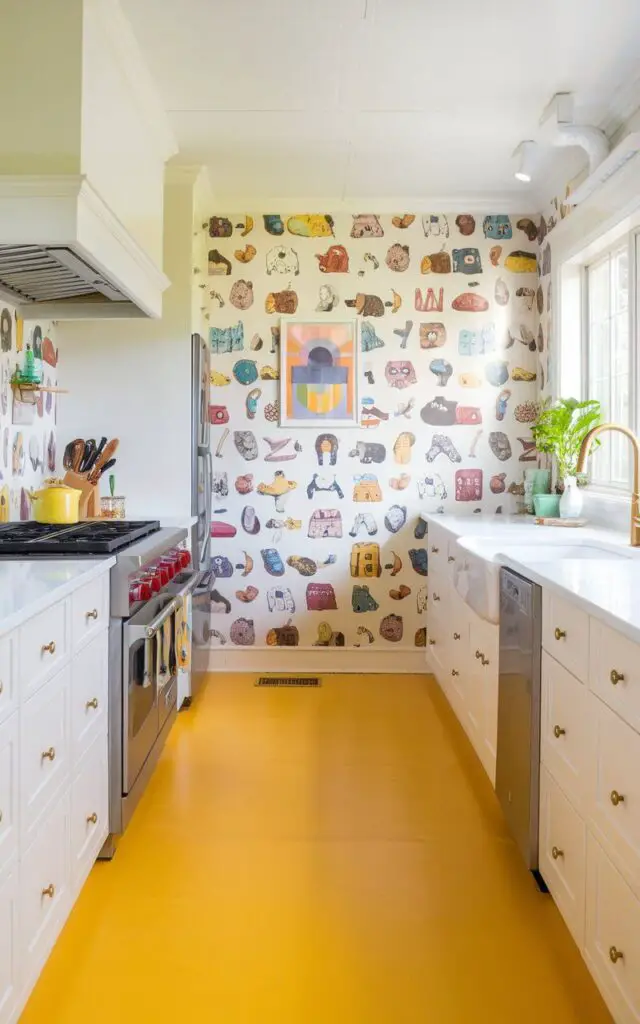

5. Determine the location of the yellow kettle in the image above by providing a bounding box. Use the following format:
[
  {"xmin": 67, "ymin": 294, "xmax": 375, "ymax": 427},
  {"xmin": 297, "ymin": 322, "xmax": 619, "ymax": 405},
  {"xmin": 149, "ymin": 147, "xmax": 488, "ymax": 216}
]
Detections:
[{"xmin": 27, "ymin": 479, "xmax": 82, "ymax": 524}]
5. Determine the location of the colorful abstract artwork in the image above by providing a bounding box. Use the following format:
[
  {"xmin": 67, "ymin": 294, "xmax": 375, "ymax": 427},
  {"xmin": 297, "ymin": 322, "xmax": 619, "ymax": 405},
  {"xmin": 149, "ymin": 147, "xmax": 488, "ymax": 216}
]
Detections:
[{"xmin": 280, "ymin": 319, "xmax": 358, "ymax": 428}]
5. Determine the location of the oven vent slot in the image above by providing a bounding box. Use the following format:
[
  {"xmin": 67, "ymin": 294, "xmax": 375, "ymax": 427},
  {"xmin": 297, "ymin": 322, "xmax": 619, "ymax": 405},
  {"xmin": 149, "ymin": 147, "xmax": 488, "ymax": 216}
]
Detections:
[{"xmin": 255, "ymin": 676, "xmax": 321, "ymax": 687}]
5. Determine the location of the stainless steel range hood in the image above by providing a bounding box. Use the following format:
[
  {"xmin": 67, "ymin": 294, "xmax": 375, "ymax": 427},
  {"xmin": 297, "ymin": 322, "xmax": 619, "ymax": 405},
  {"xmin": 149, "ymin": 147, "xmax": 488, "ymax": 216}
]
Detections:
[{"xmin": 0, "ymin": 175, "xmax": 171, "ymax": 320}]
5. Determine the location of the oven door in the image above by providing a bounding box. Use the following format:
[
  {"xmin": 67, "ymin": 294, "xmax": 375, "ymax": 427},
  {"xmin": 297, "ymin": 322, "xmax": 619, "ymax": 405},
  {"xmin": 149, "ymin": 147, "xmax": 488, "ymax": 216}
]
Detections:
[{"xmin": 123, "ymin": 594, "xmax": 179, "ymax": 794}]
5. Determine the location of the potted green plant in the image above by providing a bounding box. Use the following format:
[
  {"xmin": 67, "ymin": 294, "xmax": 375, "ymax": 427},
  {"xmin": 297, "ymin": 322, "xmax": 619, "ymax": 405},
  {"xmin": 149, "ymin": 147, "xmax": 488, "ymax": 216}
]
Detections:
[{"xmin": 532, "ymin": 397, "xmax": 601, "ymax": 518}]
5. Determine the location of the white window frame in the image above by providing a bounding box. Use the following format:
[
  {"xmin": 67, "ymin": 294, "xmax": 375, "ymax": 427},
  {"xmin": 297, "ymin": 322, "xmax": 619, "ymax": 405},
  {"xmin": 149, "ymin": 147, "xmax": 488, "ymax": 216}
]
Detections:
[{"xmin": 578, "ymin": 231, "xmax": 638, "ymax": 493}]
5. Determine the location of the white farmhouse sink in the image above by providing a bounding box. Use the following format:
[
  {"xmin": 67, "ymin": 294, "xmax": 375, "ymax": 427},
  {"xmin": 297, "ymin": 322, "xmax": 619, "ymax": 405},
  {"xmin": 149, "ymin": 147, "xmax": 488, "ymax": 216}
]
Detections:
[{"xmin": 452, "ymin": 536, "xmax": 633, "ymax": 623}]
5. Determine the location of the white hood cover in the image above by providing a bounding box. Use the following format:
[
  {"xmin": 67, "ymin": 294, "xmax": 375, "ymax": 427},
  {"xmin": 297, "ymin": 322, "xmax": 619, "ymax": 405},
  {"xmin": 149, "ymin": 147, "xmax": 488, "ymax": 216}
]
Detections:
[{"xmin": 0, "ymin": 174, "xmax": 170, "ymax": 319}]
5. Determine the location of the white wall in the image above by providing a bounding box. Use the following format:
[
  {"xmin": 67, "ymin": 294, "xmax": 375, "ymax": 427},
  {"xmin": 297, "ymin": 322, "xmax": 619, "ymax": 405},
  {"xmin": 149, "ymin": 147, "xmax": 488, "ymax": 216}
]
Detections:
[{"xmin": 56, "ymin": 175, "xmax": 200, "ymax": 518}]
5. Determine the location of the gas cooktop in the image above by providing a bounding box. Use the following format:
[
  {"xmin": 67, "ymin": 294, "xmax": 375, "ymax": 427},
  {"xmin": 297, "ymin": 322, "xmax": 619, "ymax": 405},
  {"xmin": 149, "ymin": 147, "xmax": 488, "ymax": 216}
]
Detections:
[{"xmin": 0, "ymin": 520, "xmax": 160, "ymax": 555}]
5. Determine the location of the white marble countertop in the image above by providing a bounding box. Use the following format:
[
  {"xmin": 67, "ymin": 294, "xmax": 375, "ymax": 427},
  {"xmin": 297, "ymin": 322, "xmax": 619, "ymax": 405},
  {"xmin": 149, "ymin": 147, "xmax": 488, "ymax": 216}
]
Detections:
[
  {"xmin": 0, "ymin": 559, "xmax": 115, "ymax": 639},
  {"xmin": 421, "ymin": 511, "xmax": 640, "ymax": 643},
  {"xmin": 500, "ymin": 555, "xmax": 640, "ymax": 645}
]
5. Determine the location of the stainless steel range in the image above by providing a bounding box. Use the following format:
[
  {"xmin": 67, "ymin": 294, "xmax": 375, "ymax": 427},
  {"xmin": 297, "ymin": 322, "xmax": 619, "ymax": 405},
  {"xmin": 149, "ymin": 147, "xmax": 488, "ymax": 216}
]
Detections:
[{"xmin": 0, "ymin": 520, "xmax": 202, "ymax": 857}]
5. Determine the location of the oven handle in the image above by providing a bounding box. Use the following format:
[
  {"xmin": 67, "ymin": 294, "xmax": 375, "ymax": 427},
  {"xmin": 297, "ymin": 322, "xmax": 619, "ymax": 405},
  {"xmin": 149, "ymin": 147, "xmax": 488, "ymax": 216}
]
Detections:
[
  {"xmin": 144, "ymin": 597, "xmax": 180, "ymax": 639},
  {"xmin": 172, "ymin": 570, "xmax": 204, "ymax": 601}
]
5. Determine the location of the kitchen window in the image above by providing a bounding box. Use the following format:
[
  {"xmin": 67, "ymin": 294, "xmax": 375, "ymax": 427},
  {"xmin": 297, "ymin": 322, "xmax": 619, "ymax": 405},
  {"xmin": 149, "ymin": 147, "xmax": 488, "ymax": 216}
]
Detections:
[{"xmin": 563, "ymin": 229, "xmax": 639, "ymax": 492}]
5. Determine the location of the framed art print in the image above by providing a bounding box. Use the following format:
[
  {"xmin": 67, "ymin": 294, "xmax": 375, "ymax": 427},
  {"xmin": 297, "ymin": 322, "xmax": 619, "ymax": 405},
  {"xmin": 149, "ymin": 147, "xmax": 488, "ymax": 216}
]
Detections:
[{"xmin": 279, "ymin": 318, "xmax": 359, "ymax": 428}]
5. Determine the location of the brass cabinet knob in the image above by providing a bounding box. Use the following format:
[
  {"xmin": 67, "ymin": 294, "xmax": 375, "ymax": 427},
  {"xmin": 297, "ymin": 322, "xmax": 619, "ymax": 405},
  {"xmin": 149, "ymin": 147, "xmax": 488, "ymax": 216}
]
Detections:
[
  {"xmin": 551, "ymin": 846, "xmax": 564, "ymax": 860},
  {"xmin": 41, "ymin": 640, "xmax": 56, "ymax": 655},
  {"xmin": 609, "ymin": 946, "xmax": 624, "ymax": 964},
  {"xmin": 431, "ymin": 546, "xmax": 439, "ymax": 554},
  {"xmin": 554, "ymin": 628, "xmax": 567, "ymax": 641},
  {"xmin": 448, "ymin": 555, "xmax": 455, "ymax": 563},
  {"xmin": 451, "ymin": 669, "xmax": 460, "ymax": 677},
  {"xmin": 87, "ymin": 812, "xmax": 98, "ymax": 825},
  {"xmin": 86, "ymin": 608, "xmax": 99, "ymax": 620},
  {"xmin": 41, "ymin": 747, "xmax": 56, "ymax": 761},
  {"xmin": 553, "ymin": 725, "xmax": 566, "ymax": 738},
  {"xmin": 0, "ymin": 680, "xmax": 3, "ymax": 695},
  {"xmin": 86, "ymin": 697, "xmax": 99, "ymax": 710},
  {"xmin": 453, "ymin": 632, "xmax": 461, "ymax": 640},
  {"xmin": 610, "ymin": 790, "xmax": 625, "ymax": 807},
  {"xmin": 610, "ymin": 669, "xmax": 624, "ymax": 685},
  {"xmin": 475, "ymin": 650, "xmax": 484, "ymax": 660},
  {"xmin": 41, "ymin": 884, "xmax": 55, "ymax": 899},
  {"xmin": 427, "ymin": 638, "xmax": 436, "ymax": 646},
  {"xmin": 433, "ymin": 593, "xmax": 440, "ymax": 602},
  {"xmin": 0, "ymin": 809, "xmax": 3, "ymax": 823}
]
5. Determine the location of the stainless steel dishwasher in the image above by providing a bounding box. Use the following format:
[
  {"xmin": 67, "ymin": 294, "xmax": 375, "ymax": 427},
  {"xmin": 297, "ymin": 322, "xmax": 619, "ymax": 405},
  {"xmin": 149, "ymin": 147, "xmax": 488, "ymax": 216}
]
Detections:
[{"xmin": 496, "ymin": 567, "xmax": 545, "ymax": 886}]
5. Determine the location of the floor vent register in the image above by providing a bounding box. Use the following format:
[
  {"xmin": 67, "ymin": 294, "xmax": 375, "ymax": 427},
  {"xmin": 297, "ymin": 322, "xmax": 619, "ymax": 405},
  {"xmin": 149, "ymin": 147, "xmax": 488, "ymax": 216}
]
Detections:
[{"xmin": 256, "ymin": 677, "xmax": 321, "ymax": 687}]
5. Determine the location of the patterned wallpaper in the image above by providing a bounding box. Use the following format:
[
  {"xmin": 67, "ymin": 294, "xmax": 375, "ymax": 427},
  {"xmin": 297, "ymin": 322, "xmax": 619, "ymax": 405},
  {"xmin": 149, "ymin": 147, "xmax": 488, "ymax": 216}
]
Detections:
[
  {"xmin": 0, "ymin": 305, "xmax": 60, "ymax": 521},
  {"xmin": 202, "ymin": 211, "xmax": 540, "ymax": 651}
]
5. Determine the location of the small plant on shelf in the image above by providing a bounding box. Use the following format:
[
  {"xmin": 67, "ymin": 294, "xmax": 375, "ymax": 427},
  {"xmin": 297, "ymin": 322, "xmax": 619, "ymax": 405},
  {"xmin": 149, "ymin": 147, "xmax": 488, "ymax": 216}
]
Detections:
[{"xmin": 532, "ymin": 397, "xmax": 601, "ymax": 491}]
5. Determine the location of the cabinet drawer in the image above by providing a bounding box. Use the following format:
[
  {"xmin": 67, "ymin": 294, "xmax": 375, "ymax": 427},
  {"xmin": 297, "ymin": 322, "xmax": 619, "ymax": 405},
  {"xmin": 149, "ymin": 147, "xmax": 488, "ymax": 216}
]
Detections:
[
  {"xmin": 539, "ymin": 766, "xmax": 587, "ymax": 947},
  {"xmin": 21, "ymin": 666, "xmax": 71, "ymax": 841},
  {"xmin": 71, "ymin": 631, "xmax": 108, "ymax": 763},
  {"xmin": 588, "ymin": 696, "xmax": 640, "ymax": 899},
  {"xmin": 71, "ymin": 736, "xmax": 108, "ymax": 895},
  {"xmin": 542, "ymin": 590, "xmax": 589, "ymax": 681},
  {"xmin": 19, "ymin": 598, "xmax": 69, "ymax": 698},
  {"xmin": 0, "ymin": 632, "xmax": 16, "ymax": 726},
  {"xmin": 0, "ymin": 860, "xmax": 18, "ymax": 1024},
  {"xmin": 590, "ymin": 619, "xmax": 640, "ymax": 736},
  {"xmin": 71, "ymin": 573, "xmax": 109, "ymax": 652},
  {"xmin": 19, "ymin": 794, "xmax": 70, "ymax": 994},
  {"xmin": 586, "ymin": 833, "xmax": 640, "ymax": 1024},
  {"xmin": 541, "ymin": 652, "xmax": 595, "ymax": 815},
  {"xmin": 0, "ymin": 713, "xmax": 19, "ymax": 875}
]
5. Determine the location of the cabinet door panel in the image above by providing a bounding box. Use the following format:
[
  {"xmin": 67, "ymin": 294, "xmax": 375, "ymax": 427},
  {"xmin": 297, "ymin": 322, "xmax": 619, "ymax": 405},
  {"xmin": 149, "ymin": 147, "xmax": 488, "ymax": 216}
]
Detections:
[
  {"xmin": 541, "ymin": 652, "xmax": 595, "ymax": 815},
  {"xmin": 539, "ymin": 766, "xmax": 586, "ymax": 947},
  {"xmin": 542, "ymin": 591, "xmax": 589, "ymax": 681}
]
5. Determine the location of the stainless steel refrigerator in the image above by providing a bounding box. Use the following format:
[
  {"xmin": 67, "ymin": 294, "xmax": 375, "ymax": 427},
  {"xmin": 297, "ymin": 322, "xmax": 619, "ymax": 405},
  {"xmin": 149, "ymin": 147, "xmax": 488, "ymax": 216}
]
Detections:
[
  {"xmin": 190, "ymin": 333, "xmax": 215, "ymax": 693},
  {"xmin": 191, "ymin": 332, "xmax": 211, "ymax": 569}
]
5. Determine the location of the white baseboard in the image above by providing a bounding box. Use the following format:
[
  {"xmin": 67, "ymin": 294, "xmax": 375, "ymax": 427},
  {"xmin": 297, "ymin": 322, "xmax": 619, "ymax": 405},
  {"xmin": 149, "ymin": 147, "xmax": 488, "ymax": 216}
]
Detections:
[{"xmin": 198, "ymin": 647, "xmax": 428, "ymax": 674}]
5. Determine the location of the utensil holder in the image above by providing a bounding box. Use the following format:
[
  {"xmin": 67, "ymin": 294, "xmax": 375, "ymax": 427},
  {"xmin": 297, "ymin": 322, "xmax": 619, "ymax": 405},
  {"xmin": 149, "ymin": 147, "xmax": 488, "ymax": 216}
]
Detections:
[{"xmin": 62, "ymin": 471, "xmax": 100, "ymax": 519}]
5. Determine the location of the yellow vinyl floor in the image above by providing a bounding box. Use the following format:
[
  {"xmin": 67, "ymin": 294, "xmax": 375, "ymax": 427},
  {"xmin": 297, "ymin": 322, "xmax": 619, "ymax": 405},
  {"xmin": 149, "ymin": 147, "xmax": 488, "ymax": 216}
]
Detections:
[{"xmin": 22, "ymin": 673, "xmax": 612, "ymax": 1023}]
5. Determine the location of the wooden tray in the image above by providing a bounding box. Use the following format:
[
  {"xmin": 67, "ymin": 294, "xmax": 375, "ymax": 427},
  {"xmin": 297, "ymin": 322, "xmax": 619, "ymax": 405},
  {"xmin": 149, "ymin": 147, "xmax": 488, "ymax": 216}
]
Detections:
[{"xmin": 534, "ymin": 517, "xmax": 587, "ymax": 528}]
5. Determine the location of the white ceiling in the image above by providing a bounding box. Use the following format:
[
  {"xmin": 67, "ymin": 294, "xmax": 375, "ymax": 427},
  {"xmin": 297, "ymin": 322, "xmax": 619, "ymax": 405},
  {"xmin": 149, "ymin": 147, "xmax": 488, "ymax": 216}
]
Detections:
[{"xmin": 122, "ymin": 0, "xmax": 640, "ymax": 205}]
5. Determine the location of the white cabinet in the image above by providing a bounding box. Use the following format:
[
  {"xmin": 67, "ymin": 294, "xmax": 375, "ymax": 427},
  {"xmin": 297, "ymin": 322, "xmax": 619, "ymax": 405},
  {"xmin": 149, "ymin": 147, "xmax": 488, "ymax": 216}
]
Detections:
[
  {"xmin": 70, "ymin": 736, "xmax": 108, "ymax": 896},
  {"xmin": 0, "ymin": 862, "xmax": 18, "ymax": 1024},
  {"xmin": 71, "ymin": 574, "xmax": 109, "ymax": 652},
  {"xmin": 0, "ymin": 566, "xmax": 110, "ymax": 1024},
  {"xmin": 541, "ymin": 652, "xmax": 594, "ymax": 815},
  {"xmin": 539, "ymin": 766, "xmax": 587, "ymax": 947},
  {"xmin": 425, "ymin": 523, "xmax": 499, "ymax": 786},
  {"xmin": 542, "ymin": 590, "xmax": 589, "ymax": 682},
  {"xmin": 590, "ymin": 619, "xmax": 640, "ymax": 737},
  {"xmin": 71, "ymin": 631, "xmax": 108, "ymax": 763},
  {"xmin": 18, "ymin": 599, "xmax": 70, "ymax": 700},
  {"xmin": 20, "ymin": 666, "xmax": 71, "ymax": 842},
  {"xmin": 588, "ymin": 696, "xmax": 640, "ymax": 900},
  {"xmin": 0, "ymin": 635, "xmax": 16, "ymax": 726},
  {"xmin": 585, "ymin": 833, "xmax": 640, "ymax": 1024},
  {"xmin": 0, "ymin": 716, "xmax": 19, "ymax": 875},
  {"xmin": 19, "ymin": 794, "xmax": 71, "ymax": 995}
]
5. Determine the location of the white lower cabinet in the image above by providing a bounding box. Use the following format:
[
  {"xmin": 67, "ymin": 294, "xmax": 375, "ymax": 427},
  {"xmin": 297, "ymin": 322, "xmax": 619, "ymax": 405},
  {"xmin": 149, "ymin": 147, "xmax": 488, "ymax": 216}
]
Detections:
[
  {"xmin": 19, "ymin": 793, "xmax": 71, "ymax": 995},
  {"xmin": 588, "ymin": 695, "xmax": 640, "ymax": 900},
  {"xmin": 541, "ymin": 600, "xmax": 640, "ymax": 1024},
  {"xmin": 425, "ymin": 548, "xmax": 499, "ymax": 786},
  {"xmin": 0, "ymin": 862, "xmax": 18, "ymax": 1024},
  {"xmin": 586, "ymin": 833, "xmax": 640, "ymax": 1024},
  {"xmin": 70, "ymin": 735, "xmax": 108, "ymax": 896},
  {"xmin": 539, "ymin": 766, "xmax": 587, "ymax": 947},
  {"xmin": 0, "ymin": 570, "xmax": 110, "ymax": 1024},
  {"xmin": 0, "ymin": 715, "xmax": 19, "ymax": 876}
]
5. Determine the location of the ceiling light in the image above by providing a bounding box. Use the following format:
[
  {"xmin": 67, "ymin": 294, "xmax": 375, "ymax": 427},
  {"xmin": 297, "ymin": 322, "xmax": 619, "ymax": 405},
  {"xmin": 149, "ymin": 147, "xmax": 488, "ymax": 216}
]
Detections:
[{"xmin": 513, "ymin": 141, "xmax": 537, "ymax": 182}]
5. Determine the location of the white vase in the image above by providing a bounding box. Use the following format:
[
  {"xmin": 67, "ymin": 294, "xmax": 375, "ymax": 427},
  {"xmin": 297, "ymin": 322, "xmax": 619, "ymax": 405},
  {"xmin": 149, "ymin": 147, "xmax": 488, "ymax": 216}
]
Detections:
[{"xmin": 559, "ymin": 476, "xmax": 583, "ymax": 519}]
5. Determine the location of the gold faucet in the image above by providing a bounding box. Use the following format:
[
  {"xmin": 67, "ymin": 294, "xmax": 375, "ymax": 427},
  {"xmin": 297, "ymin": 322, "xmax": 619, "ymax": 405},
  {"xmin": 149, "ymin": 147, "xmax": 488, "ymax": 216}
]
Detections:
[{"xmin": 576, "ymin": 424, "xmax": 640, "ymax": 546}]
